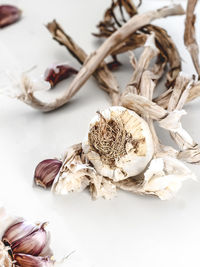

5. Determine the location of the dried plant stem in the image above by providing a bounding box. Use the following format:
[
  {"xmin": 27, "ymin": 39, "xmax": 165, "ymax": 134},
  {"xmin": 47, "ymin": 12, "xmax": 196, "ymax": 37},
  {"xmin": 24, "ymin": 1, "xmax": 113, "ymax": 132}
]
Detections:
[
  {"xmin": 124, "ymin": 33, "xmax": 158, "ymax": 95},
  {"xmin": 158, "ymin": 73, "xmax": 200, "ymax": 164},
  {"xmin": 20, "ymin": 4, "xmax": 184, "ymax": 112},
  {"xmin": 154, "ymin": 81, "xmax": 200, "ymax": 109},
  {"xmin": 184, "ymin": 0, "xmax": 200, "ymax": 76},
  {"xmin": 95, "ymin": 0, "xmax": 182, "ymax": 88},
  {"xmin": 46, "ymin": 20, "xmax": 120, "ymax": 105}
]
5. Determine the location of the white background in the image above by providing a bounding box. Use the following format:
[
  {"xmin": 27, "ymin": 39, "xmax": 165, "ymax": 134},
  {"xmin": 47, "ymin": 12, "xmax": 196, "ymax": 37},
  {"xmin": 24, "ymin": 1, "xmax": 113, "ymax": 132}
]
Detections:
[{"xmin": 0, "ymin": 0, "xmax": 200, "ymax": 266}]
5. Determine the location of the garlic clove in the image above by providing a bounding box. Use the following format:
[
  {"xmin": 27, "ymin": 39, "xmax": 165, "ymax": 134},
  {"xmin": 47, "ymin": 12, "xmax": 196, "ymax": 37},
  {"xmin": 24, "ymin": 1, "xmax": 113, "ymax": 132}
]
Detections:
[
  {"xmin": 3, "ymin": 220, "xmax": 38, "ymax": 246},
  {"xmin": 82, "ymin": 106, "xmax": 154, "ymax": 181},
  {"xmin": 0, "ymin": 5, "xmax": 21, "ymax": 28},
  {"xmin": 34, "ymin": 159, "xmax": 62, "ymax": 189},
  {"xmin": 11, "ymin": 222, "xmax": 47, "ymax": 256},
  {"xmin": 14, "ymin": 253, "xmax": 53, "ymax": 267}
]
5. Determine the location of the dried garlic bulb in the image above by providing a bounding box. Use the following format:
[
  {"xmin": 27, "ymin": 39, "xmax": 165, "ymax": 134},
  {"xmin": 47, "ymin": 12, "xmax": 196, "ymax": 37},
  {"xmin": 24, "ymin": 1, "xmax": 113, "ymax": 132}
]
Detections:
[{"xmin": 82, "ymin": 106, "xmax": 154, "ymax": 181}]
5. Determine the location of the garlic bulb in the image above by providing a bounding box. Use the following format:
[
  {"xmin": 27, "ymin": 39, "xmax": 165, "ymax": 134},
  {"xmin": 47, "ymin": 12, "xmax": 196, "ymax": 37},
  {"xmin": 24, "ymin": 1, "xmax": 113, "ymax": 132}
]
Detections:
[{"xmin": 82, "ymin": 106, "xmax": 154, "ymax": 181}]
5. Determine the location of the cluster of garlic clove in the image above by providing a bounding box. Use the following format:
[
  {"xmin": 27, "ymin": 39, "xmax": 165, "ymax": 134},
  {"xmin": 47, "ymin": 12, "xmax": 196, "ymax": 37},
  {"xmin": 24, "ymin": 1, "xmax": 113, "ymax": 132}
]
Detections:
[{"xmin": 0, "ymin": 210, "xmax": 54, "ymax": 267}]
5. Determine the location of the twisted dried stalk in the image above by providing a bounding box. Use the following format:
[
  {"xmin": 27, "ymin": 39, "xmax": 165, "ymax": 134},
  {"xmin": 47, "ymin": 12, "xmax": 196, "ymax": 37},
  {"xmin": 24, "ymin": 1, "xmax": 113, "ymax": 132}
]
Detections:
[
  {"xmin": 124, "ymin": 33, "xmax": 158, "ymax": 95},
  {"xmin": 94, "ymin": 0, "xmax": 182, "ymax": 88},
  {"xmin": 12, "ymin": 4, "xmax": 184, "ymax": 112},
  {"xmin": 116, "ymin": 37, "xmax": 193, "ymax": 199},
  {"xmin": 184, "ymin": 0, "xmax": 200, "ymax": 76},
  {"xmin": 46, "ymin": 20, "xmax": 120, "ymax": 105},
  {"xmin": 123, "ymin": 71, "xmax": 200, "ymax": 165},
  {"xmin": 164, "ymin": 74, "xmax": 200, "ymax": 164},
  {"xmin": 154, "ymin": 81, "xmax": 200, "ymax": 109}
]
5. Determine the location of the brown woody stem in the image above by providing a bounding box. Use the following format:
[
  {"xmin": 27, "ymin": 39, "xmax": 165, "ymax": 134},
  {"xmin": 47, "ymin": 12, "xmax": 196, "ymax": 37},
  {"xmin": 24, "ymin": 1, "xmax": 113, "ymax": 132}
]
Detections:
[
  {"xmin": 46, "ymin": 20, "xmax": 120, "ymax": 105},
  {"xmin": 15, "ymin": 4, "xmax": 184, "ymax": 112},
  {"xmin": 184, "ymin": 0, "xmax": 200, "ymax": 77}
]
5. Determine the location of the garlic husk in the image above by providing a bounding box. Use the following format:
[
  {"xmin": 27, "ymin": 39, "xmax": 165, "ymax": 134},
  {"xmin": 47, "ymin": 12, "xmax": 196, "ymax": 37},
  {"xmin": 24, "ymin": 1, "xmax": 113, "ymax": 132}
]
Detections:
[
  {"xmin": 14, "ymin": 253, "xmax": 54, "ymax": 267},
  {"xmin": 116, "ymin": 156, "xmax": 196, "ymax": 200},
  {"xmin": 142, "ymin": 156, "xmax": 196, "ymax": 200},
  {"xmin": 52, "ymin": 144, "xmax": 117, "ymax": 199},
  {"xmin": 89, "ymin": 175, "xmax": 117, "ymax": 200},
  {"xmin": 52, "ymin": 144, "xmax": 90, "ymax": 195},
  {"xmin": 0, "ymin": 241, "xmax": 13, "ymax": 267},
  {"xmin": 82, "ymin": 106, "xmax": 154, "ymax": 181},
  {"xmin": 0, "ymin": 206, "xmax": 16, "ymax": 239}
]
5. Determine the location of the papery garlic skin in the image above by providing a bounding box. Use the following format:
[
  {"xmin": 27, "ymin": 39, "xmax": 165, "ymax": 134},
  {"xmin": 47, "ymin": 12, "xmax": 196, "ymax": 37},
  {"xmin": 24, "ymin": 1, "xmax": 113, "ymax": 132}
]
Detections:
[
  {"xmin": 52, "ymin": 144, "xmax": 90, "ymax": 195},
  {"xmin": 0, "ymin": 241, "xmax": 13, "ymax": 267},
  {"xmin": 0, "ymin": 206, "xmax": 15, "ymax": 239},
  {"xmin": 52, "ymin": 144, "xmax": 117, "ymax": 199},
  {"xmin": 82, "ymin": 106, "xmax": 154, "ymax": 181},
  {"xmin": 142, "ymin": 156, "xmax": 196, "ymax": 200}
]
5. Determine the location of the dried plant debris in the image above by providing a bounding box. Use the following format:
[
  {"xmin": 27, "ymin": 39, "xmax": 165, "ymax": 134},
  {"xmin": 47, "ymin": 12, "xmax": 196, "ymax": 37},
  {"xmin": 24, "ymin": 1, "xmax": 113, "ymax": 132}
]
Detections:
[
  {"xmin": 1, "ymin": 0, "xmax": 200, "ymax": 200},
  {"xmin": 1, "ymin": 4, "xmax": 184, "ymax": 111},
  {"xmin": 45, "ymin": 64, "xmax": 78, "ymax": 88},
  {"xmin": 0, "ymin": 206, "xmax": 69, "ymax": 267},
  {"xmin": 94, "ymin": 0, "xmax": 182, "ymax": 88},
  {"xmin": 46, "ymin": 20, "xmax": 120, "ymax": 105},
  {"xmin": 184, "ymin": 0, "xmax": 200, "ymax": 77},
  {"xmin": 0, "ymin": 5, "xmax": 21, "ymax": 28}
]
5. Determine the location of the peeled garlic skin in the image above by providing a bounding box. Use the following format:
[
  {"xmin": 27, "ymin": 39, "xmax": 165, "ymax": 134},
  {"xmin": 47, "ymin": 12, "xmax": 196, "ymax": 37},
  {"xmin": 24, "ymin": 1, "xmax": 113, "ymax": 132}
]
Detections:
[{"xmin": 82, "ymin": 106, "xmax": 154, "ymax": 181}]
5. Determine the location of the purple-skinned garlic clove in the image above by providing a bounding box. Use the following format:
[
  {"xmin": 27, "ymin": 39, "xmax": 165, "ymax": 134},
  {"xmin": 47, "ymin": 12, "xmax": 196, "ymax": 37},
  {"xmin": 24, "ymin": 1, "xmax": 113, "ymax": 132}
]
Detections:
[
  {"xmin": 34, "ymin": 159, "xmax": 62, "ymax": 189},
  {"xmin": 0, "ymin": 5, "xmax": 22, "ymax": 28},
  {"xmin": 14, "ymin": 253, "xmax": 54, "ymax": 267},
  {"xmin": 3, "ymin": 220, "xmax": 38, "ymax": 246},
  {"xmin": 12, "ymin": 223, "xmax": 47, "ymax": 256},
  {"xmin": 3, "ymin": 221, "xmax": 48, "ymax": 257},
  {"xmin": 44, "ymin": 64, "xmax": 78, "ymax": 88}
]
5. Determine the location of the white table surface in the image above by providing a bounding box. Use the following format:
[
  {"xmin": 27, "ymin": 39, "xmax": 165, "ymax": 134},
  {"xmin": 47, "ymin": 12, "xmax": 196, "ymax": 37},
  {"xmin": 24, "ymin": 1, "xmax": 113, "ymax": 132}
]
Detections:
[{"xmin": 0, "ymin": 0, "xmax": 200, "ymax": 266}]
